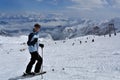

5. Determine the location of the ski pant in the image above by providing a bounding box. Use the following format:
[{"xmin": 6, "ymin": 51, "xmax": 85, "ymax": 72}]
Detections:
[{"xmin": 25, "ymin": 51, "xmax": 43, "ymax": 73}]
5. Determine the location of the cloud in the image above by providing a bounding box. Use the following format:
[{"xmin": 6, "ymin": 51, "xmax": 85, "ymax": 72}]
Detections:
[
  {"xmin": 105, "ymin": 0, "xmax": 115, "ymax": 6},
  {"xmin": 113, "ymin": 0, "xmax": 120, "ymax": 8},
  {"xmin": 48, "ymin": 0, "xmax": 59, "ymax": 5},
  {"xmin": 67, "ymin": 6, "xmax": 93, "ymax": 11},
  {"xmin": 63, "ymin": 0, "xmax": 120, "ymax": 20},
  {"xmin": 67, "ymin": 0, "xmax": 120, "ymax": 10},
  {"xmin": 69, "ymin": 0, "xmax": 108, "ymax": 10}
]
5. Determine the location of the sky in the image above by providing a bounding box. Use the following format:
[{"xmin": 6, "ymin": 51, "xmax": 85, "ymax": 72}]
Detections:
[{"xmin": 0, "ymin": 0, "xmax": 120, "ymax": 20}]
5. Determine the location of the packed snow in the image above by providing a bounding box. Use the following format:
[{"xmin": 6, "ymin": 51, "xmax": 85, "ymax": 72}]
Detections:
[{"xmin": 0, "ymin": 33, "xmax": 120, "ymax": 80}]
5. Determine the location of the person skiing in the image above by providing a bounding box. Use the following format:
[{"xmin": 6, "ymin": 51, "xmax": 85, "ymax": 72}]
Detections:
[{"xmin": 25, "ymin": 23, "xmax": 44, "ymax": 75}]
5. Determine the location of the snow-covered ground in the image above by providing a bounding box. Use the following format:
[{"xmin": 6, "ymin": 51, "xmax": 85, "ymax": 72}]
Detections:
[{"xmin": 0, "ymin": 33, "xmax": 120, "ymax": 80}]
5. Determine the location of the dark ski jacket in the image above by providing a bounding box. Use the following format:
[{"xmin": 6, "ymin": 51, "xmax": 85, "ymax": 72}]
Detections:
[{"xmin": 27, "ymin": 32, "xmax": 39, "ymax": 53}]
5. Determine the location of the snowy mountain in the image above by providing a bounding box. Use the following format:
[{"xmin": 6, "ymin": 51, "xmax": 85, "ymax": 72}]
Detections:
[
  {"xmin": 0, "ymin": 33, "xmax": 120, "ymax": 80},
  {"xmin": 0, "ymin": 13, "xmax": 120, "ymax": 40}
]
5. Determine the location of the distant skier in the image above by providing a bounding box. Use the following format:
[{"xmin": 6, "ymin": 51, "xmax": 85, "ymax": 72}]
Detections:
[{"xmin": 25, "ymin": 23, "xmax": 44, "ymax": 75}]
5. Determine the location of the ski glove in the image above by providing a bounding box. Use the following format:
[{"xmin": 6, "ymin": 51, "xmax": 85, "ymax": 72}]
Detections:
[{"xmin": 39, "ymin": 44, "xmax": 44, "ymax": 48}]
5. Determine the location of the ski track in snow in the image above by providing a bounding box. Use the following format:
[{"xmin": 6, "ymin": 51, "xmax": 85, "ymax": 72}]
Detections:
[{"xmin": 0, "ymin": 34, "xmax": 120, "ymax": 80}]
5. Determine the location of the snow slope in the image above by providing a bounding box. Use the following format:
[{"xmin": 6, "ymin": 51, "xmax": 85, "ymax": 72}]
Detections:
[{"xmin": 0, "ymin": 33, "xmax": 120, "ymax": 80}]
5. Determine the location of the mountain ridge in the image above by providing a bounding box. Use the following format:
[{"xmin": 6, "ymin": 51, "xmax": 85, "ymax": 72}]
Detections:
[{"xmin": 0, "ymin": 13, "xmax": 120, "ymax": 40}]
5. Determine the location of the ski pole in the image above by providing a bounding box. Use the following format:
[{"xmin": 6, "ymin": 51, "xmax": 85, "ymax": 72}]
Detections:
[{"xmin": 41, "ymin": 48, "xmax": 43, "ymax": 79}]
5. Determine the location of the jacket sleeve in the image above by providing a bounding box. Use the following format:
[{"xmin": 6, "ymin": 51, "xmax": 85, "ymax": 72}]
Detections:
[
  {"xmin": 30, "ymin": 38, "xmax": 38, "ymax": 46},
  {"xmin": 27, "ymin": 33, "xmax": 34, "ymax": 46},
  {"xmin": 27, "ymin": 33, "xmax": 39, "ymax": 46}
]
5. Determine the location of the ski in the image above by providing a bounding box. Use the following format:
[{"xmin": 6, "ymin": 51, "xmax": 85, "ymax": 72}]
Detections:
[{"xmin": 22, "ymin": 71, "xmax": 46, "ymax": 77}]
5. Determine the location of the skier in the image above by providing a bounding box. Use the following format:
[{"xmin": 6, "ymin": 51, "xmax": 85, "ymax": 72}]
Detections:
[{"xmin": 25, "ymin": 23, "xmax": 44, "ymax": 75}]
